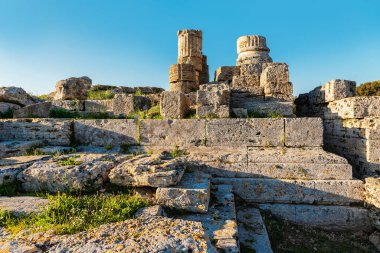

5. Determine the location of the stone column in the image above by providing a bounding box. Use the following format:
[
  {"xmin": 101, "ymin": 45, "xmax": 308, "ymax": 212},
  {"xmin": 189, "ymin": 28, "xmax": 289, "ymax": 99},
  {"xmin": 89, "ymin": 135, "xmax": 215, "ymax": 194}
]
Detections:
[
  {"xmin": 236, "ymin": 35, "xmax": 272, "ymax": 65},
  {"xmin": 177, "ymin": 29, "xmax": 203, "ymax": 72}
]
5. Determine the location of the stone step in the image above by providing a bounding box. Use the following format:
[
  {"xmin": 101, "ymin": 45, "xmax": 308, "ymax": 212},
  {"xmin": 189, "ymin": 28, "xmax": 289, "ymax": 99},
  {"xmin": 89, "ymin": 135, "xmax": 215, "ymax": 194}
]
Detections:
[
  {"xmin": 156, "ymin": 171, "xmax": 211, "ymax": 213},
  {"xmin": 258, "ymin": 204, "xmax": 373, "ymax": 232},
  {"xmin": 0, "ymin": 196, "xmax": 49, "ymax": 216},
  {"xmin": 187, "ymin": 147, "xmax": 353, "ymax": 180},
  {"xmin": 182, "ymin": 184, "xmax": 240, "ymax": 253},
  {"xmin": 237, "ymin": 206, "xmax": 273, "ymax": 253},
  {"xmin": 212, "ymin": 178, "xmax": 364, "ymax": 205},
  {"xmin": 0, "ymin": 140, "xmax": 42, "ymax": 158}
]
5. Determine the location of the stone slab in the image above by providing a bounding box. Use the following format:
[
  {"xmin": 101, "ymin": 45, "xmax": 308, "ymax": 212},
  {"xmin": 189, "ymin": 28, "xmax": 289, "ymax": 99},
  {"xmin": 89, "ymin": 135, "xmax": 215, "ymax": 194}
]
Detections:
[
  {"xmin": 0, "ymin": 140, "xmax": 43, "ymax": 158},
  {"xmin": 182, "ymin": 184, "xmax": 239, "ymax": 253},
  {"xmin": 212, "ymin": 178, "xmax": 364, "ymax": 205},
  {"xmin": 74, "ymin": 119, "xmax": 139, "ymax": 146},
  {"xmin": 206, "ymin": 118, "xmax": 284, "ymax": 147},
  {"xmin": 237, "ymin": 206, "xmax": 273, "ymax": 253},
  {"xmin": 285, "ymin": 118, "xmax": 323, "ymax": 147},
  {"xmin": 0, "ymin": 196, "xmax": 49, "ymax": 216},
  {"xmin": 140, "ymin": 119, "xmax": 206, "ymax": 147},
  {"xmin": 0, "ymin": 119, "xmax": 72, "ymax": 146},
  {"xmin": 259, "ymin": 204, "xmax": 372, "ymax": 231},
  {"xmin": 156, "ymin": 172, "xmax": 211, "ymax": 213}
]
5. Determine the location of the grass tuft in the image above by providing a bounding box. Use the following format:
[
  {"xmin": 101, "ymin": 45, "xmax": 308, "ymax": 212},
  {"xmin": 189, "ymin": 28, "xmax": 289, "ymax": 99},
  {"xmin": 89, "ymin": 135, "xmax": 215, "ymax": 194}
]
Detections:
[{"xmin": 87, "ymin": 90, "xmax": 115, "ymax": 100}]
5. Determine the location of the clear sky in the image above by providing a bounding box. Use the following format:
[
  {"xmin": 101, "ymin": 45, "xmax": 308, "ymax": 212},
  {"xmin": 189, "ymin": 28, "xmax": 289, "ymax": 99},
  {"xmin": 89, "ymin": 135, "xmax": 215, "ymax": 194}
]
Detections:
[{"xmin": 0, "ymin": 0, "xmax": 379, "ymax": 96}]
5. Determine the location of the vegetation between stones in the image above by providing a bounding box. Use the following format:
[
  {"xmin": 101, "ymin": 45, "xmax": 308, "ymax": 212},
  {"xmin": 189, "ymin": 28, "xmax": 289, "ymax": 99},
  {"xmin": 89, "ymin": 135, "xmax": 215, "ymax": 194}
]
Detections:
[{"xmin": 0, "ymin": 192, "xmax": 148, "ymax": 235}]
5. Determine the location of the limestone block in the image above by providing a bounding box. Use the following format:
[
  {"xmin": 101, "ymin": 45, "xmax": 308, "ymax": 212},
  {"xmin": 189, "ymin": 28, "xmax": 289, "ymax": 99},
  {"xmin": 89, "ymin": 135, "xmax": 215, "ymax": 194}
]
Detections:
[
  {"xmin": 52, "ymin": 100, "xmax": 85, "ymax": 111},
  {"xmin": 259, "ymin": 204, "xmax": 372, "ymax": 231},
  {"xmin": 214, "ymin": 66, "xmax": 237, "ymax": 82},
  {"xmin": 230, "ymin": 92, "xmax": 264, "ymax": 108},
  {"xmin": 160, "ymin": 91, "xmax": 189, "ymax": 119},
  {"xmin": 367, "ymin": 140, "xmax": 380, "ymax": 162},
  {"xmin": 0, "ymin": 119, "xmax": 72, "ymax": 146},
  {"xmin": 169, "ymin": 64, "xmax": 196, "ymax": 83},
  {"xmin": 53, "ymin": 76, "xmax": 92, "ymax": 100},
  {"xmin": 13, "ymin": 102, "xmax": 53, "ymax": 118},
  {"xmin": 231, "ymin": 108, "xmax": 248, "ymax": 118},
  {"xmin": 196, "ymin": 83, "xmax": 231, "ymax": 118},
  {"xmin": 109, "ymin": 155, "xmax": 186, "ymax": 187},
  {"xmin": 231, "ymin": 64, "xmax": 263, "ymax": 93},
  {"xmin": 212, "ymin": 178, "xmax": 364, "ymax": 205},
  {"xmin": 0, "ymin": 140, "xmax": 48, "ymax": 158},
  {"xmin": 324, "ymin": 79, "xmax": 356, "ymax": 102},
  {"xmin": 365, "ymin": 177, "xmax": 380, "ymax": 209},
  {"xmin": 18, "ymin": 154, "xmax": 119, "ymax": 193},
  {"xmin": 285, "ymin": 118, "xmax": 323, "ymax": 147},
  {"xmin": 84, "ymin": 100, "xmax": 113, "ymax": 112},
  {"xmin": 246, "ymin": 101, "xmax": 294, "ymax": 117},
  {"xmin": 0, "ymin": 86, "xmax": 37, "ymax": 106},
  {"xmin": 112, "ymin": 94, "xmax": 150, "ymax": 116},
  {"xmin": 206, "ymin": 118, "xmax": 284, "ymax": 147},
  {"xmin": 0, "ymin": 163, "xmax": 29, "ymax": 186},
  {"xmin": 263, "ymin": 81, "xmax": 293, "ymax": 96},
  {"xmin": 0, "ymin": 196, "xmax": 49, "ymax": 216},
  {"xmin": 156, "ymin": 172, "xmax": 211, "ymax": 213},
  {"xmin": 140, "ymin": 119, "xmax": 206, "ymax": 147},
  {"xmin": 199, "ymin": 55, "xmax": 209, "ymax": 85},
  {"xmin": 0, "ymin": 102, "xmax": 20, "ymax": 113},
  {"xmin": 196, "ymin": 105, "xmax": 230, "ymax": 118},
  {"xmin": 73, "ymin": 119, "xmax": 139, "ymax": 146},
  {"xmin": 326, "ymin": 97, "xmax": 380, "ymax": 119},
  {"xmin": 260, "ymin": 63, "xmax": 289, "ymax": 86}
]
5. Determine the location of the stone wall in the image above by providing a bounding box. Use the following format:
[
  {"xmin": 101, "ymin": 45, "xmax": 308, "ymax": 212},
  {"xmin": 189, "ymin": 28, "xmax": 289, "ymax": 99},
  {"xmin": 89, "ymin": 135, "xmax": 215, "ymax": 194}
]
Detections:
[
  {"xmin": 295, "ymin": 79, "xmax": 380, "ymax": 176},
  {"xmin": 0, "ymin": 119, "xmax": 72, "ymax": 146},
  {"xmin": 0, "ymin": 118, "xmax": 323, "ymax": 148}
]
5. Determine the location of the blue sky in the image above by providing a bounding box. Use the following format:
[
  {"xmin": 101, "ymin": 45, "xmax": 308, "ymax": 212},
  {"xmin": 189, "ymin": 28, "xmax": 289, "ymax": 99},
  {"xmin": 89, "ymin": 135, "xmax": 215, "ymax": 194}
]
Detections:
[{"xmin": 0, "ymin": 0, "xmax": 379, "ymax": 96}]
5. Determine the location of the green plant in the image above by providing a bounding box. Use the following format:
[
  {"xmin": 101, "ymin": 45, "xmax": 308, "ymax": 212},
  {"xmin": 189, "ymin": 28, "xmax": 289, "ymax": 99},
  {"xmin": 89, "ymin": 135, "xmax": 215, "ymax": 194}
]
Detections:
[
  {"xmin": 134, "ymin": 88, "xmax": 142, "ymax": 96},
  {"xmin": 0, "ymin": 108, "xmax": 14, "ymax": 118},
  {"xmin": 171, "ymin": 145, "xmax": 185, "ymax": 158},
  {"xmin": 49, "ymin": 108, "xmax": 79, "ymax": 118},
  {"xmin": 87, "ymin": 90, "xmax": 115, "ymax": 100},
  {"xmin": 104, "ymin": 145, "xmax": 113, "ymax": 151},
  {"xmin": 25, "ymin": 144, "xmax": 44, "ymax": 156},
  {"xmin": 57, "ymin": 157, "xmax": 82, "ymax": 166},
  {"xmin": 145, "ymin": 105, "xmax": 162, "ymax": 119},
  {"xmin": 37, "ymin": 94, "xmax": 51, "ymax": 101},
  {"xmin": 0, "ymin": 192, "xmax": 148, "ymax": 235},
  {"xmin": 356, "ymin": 80, "xmax": 380, "ymax": 96},
  {"xmin": 0, "ymin": 183, "xmax": 18, "ymax": 196}
]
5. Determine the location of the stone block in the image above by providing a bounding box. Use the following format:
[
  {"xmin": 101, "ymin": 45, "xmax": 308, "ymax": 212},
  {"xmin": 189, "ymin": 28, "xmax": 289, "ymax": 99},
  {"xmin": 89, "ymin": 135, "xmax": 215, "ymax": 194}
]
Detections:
[
  {"xmin": 214, "ymin": 66, "xmax": 237, "ymax": 82},
  {"xmin": 324, "ymin": 79, "xmax": 356, "ymax": 102},
  {"xmin": 326, "ymin": 97, "xmax": 380, "ymax": 119},
  {"xmin": 196, "ymin": 83, "xmax": 231, "ymax": 118},
  {"xmin": 109, "ymin": 155, "xmax": 186, "ymax": 187},
  {"xmin": 196, "ymin": 105, "xmax": 230, "ymax": 118},
  {"xmin": 73, "ymin": 119, "xmax": 139, "ymax": 146},
  {"xmin": 13, "ymin": 102, "xmax": 53, "ymax": 118},
  {"xmin": 212, "ymin": 178, "xmax": 364, "ymax": 205},
  {"xmin": 285, "ymin": 118, "xmax": 323, "ymax": 147},
  {"xmin": 0, "ymin": 119, "xmax": 72, "ymax": 146},
  {"xmin": 134, "ymin": 205, "xmax": 166, "ymax": 219},
  {"xmin": 367, "ymin": 140, "xmax": 380, "ymax": 162},
  {"xmin": 247, "ymin": 101, "xmax": 294, "ymax": 117},
  {"xmin": 53, "ymin": 76, "xmax": 92, "ymax": 100},
  {"xmin": 156, "ymin": 172, "xmax": 211, "ymax": 213},
  {"xmin": 231, "ymin": 64, "xmax": 263, "ymax": 94},
  {"xmin": 260, "ymin": 63, "xmax": 289, "ymax": 86},
  {"xmin": 84, "ymin": 100, "xmax": 113, "ymax": 112},
  {"xmin": 231, "ymin": 108, "xmax": 248, "ymax": 118},
  {"xmin": 169, "ymin": 64, "xmax": 197, "ymax": 93},
  {"xmin": 0, "ymin": 196, "xmax": 49, "ymax": 216},
  {"xmin": 160, "ymin": 91, "xmax": 189, "ymax": 119},
  {"xmin": 139, "ymin": 119, "xmax": 206, "ymax": 147},
  {"xmin": 0, "ymin": 86, "xmax": 37, "ymax": 106},
  {"xmin": 206, "ymin": 118, "xmax": 284, "ymax": 147},
  {"xmin": 52, "ymin": 100, "xmax": 85, "ymax": 111},
  {"xmin": 0, "ymin": 140, "xmax": 42, "ymax": 158},
  {"xmin": 112, "ymin": 94, "xmax": 150, "ymax": 116},
  {"xmin": 365, "ymin": 177, "xmax": 380, "ymax": 209},
  {"xmin": 0, "ymin": 102, "xmax": 20, "ymax": 113},
  {"xmin": 259, "ymin": 204, "xmax": 372, "ymax": 231}
]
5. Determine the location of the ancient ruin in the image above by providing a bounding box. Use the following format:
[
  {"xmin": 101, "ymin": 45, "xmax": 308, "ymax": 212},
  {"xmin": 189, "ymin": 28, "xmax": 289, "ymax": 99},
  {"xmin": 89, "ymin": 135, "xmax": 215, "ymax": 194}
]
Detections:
[{"xmin": 0, "ymin": 29, "xmax": 379, "ymax": 252}]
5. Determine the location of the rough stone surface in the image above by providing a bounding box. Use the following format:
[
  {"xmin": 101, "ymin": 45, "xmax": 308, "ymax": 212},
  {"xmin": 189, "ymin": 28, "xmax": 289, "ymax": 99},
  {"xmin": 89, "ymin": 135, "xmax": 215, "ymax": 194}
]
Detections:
[
  {"xmin": 17, "ymin": 154, "xmax": 121, "ymax": 193},
  {"xmin": 13, "ymin": 101, "xmax": 53, "ymax": 118},
  {"xmin": 0, "ymin": 119, "xmax": 72, "ymax": 146},
  {"xmin": 365, "ymin": 177, "xmax": 380, "ymax": 209},
  {"xmin": 0, "ymin": 140, "xmax": 42, "ymax": 158},
  {"xmin": 74, "ymin": 119, "xmax": 139, "ymax": 146},
  {"xmin": 324, "ymin": 79, "xmax": 356, "ymax": 102},
  {"xmin": 259, "ymin": 204, "xmax": 373, "ymax": 231},
  {"xmin": 369, "ymin": 231, "xmax": 380, "ymax": 251},
  {"xmin": 196, "ymin": 83, "xmax": 230, "ymax": 118},
  {"xmin": 0, "ymin": 216, "xmax": 216, "ymax": 253},
  {"xmin": 140, "ymin": 119, "xmax": 206, "ymax": 147},
  {"xmin": 0, "ymin": 102, "xmax": 20, "ymax": 113},
  {"xmin": 35, "ymin": 146, "xmax": 73, "ymax": 155},
  {"xmin": 212, "ymin": 178, "xmax": 364, "ymax": 205},
  {"xmin": 160, "ymin": 91, "xmax": 189, "ymax": 119},
  {"xmin": 134, "ymin": 205, "xmax": 166, "ymax": 219},
  {"xmin": 109, "ymin": 155, "xmax": 186, "ymax": 187},
  {"xmin": 232, "ymin": 64, "xmax": 263, "ymax": 93},
  {"xmin": 0, "ymin": 196, "xmax": 49, "ymax": 216},
  {"xmin": 237, "ymin": 206, "xmax": 273, "ymax": 253},
  {"xmin": 0, "ymin": 86, "xmax": 37, "ymax": 106},
  {"xmin": 0, "ymin": 163, "xmax": 30, "ymax": 186},
  {"xmin": 214, "ymin": 66, "xmax": 237, "ymax": 82},
  {"xmin": 169, "ymin": 64, "xmax": 197, "ymax": 93},
  {"xmin": 156, "ymin": 172, "xmax": 211, "ymax": 213},
  {"xmin": 53, "ymin": 76, "xmax": 92, "ymax": 100},
  {"xmin": 84, "ymin": 100, "xmax": 113, "ymax": 112},
  {"xmin": 285, "ymin": 118, "xmax": 324, "ymax": 147},
  {"xmin": 206, "ymin": 118, "xmax": 284, "ymax": 147},
  {"xmin": 112, "ymin": 94, "xmax": 151, "ymax": 116},
  {"xmin": 183, "ymin": 185, "xmax": 240, "ymax": 253}
]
